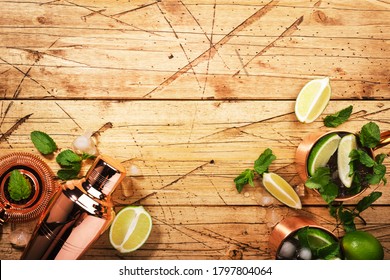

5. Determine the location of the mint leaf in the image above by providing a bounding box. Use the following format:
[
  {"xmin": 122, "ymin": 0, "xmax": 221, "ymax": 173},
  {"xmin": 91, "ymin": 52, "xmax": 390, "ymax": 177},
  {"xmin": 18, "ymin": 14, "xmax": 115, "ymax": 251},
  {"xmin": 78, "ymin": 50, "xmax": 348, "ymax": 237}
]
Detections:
[
  {"xmin": 319, "ymin": 182, "xmax": 339, "ymax": 204},
  {"xmin": 356, "ymin": 191, "xmax": 382, "ymax": 213},
  {"xmin": 375, "ymin": 153, "xmax": 387, "ymax": 165},
  {"xmin": 30, "ymin": 131, "xmax": 57, "ymax": 155},
  {"xmin": 349, "ymin": 149, "xmax": 375, "ymax": 168},
  {"xmin": 296, "ymin": 227, "xmax": 310, "ymax": 249},
  {"xmin": 81, "ymin": 153, "xmax": 96, "ymax": 160},
  {"xmin": 8, "ymin": 170, "xmax": 32, "ymax": 201},
  {"xmin": 317, "ymin": 243, "xmax": 340, "ymax": 260},
  {"xmin": 338, "ymin": 208, "xmax": 356, "ymax": 233},
  {"xmin": 254, "ymin": 148, "xmax": 276, "ymax": 175},
  {"xmin": 359, "ymin": 122, "xmax": 380, "ymax": 148},
  {"xmin": 305, "ymin": 167, "xmax": 331, "ymax": 189},
  {"xmin": 56, "ymin": 150, "xmax": 82, "ymax": 181},
  {"xmin": 234, "ymin": 169, "xmax": 254, "ymax": 193},
  {"xmin": 57, "ymin": 162, "xmax": 82, "ymax": 180},
  {"xmin": 366, "ymin": 164, "xmax": 386, "ymax": 185},
  {"xmin": 56, "ymin": 149, "xmax": 82, "ymax": 167},
  {"xmin": 324, "ymin": 105, "xmax": 353, "ymax": 127}
]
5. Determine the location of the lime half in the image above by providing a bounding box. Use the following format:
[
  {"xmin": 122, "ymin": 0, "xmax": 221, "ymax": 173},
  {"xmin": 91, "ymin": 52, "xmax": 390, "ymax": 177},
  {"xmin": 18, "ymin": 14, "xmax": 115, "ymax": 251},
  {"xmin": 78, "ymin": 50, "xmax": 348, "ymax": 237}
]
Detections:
[
  {"xmin": 307, "ymin": 133, "xmax": 341, "ymax": 176},
  {"xmin": 109, "ymin": 206, "xmax": 152, "ymax": 253},
  {"xmin": 337, "ymin": 134, "xmax": 358, "ymax": 188}
]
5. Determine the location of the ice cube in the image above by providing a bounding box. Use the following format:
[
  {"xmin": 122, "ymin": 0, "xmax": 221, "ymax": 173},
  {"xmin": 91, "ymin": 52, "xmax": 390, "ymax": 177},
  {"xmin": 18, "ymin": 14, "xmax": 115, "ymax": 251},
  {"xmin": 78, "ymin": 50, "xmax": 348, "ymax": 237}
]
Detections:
[
  {"xmin": 298, "ymin": 247, "xmax": 312, "ymax": 260},
  {"xmin": 278, "ymin": 241, "xmax": 297, "ymax": 259}
]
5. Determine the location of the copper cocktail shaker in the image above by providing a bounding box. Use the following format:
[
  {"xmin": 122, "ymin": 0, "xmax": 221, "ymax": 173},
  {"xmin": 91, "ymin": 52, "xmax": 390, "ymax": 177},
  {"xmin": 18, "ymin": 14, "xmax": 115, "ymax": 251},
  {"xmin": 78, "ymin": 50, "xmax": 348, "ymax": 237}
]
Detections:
[{"xmin": 21, "ymin": 155, "xmax": 126, "ymax": 260}]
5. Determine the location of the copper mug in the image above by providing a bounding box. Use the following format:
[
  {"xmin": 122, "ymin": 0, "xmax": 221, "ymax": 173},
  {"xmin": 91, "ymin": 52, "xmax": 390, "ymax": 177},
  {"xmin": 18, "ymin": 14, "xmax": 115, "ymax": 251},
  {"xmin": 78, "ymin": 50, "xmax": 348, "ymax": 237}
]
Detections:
[
  {"xmin": 269, "ymin": 215, "xmax": 338, "ymax": 259},
  {"xmin": 295, "ymin": 130, "xmax": 390, "ymax": 201}
]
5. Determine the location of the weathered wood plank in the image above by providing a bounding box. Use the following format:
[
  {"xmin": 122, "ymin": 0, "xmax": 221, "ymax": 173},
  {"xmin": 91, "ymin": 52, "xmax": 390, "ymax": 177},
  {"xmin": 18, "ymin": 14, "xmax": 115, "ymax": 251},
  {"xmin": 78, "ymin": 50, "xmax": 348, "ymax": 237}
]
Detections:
[
  {"xmin": 1, "ymin": 0, "xmax": 389, "ymax": 99},
  {"xmin": 1, "ymin": 100, "xmax": 389, "ymax": 207},
  {"xmin": 1, "ymin": 206, "xmax": 389, "ymax": 260}
]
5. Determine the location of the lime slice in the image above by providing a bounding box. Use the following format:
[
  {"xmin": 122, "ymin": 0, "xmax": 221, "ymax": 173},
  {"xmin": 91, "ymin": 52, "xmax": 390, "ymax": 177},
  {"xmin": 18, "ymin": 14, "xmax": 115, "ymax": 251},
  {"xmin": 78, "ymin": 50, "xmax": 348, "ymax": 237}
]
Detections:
[
  {"xmin": 295, "ymin": 77, "xmax": 331, "ymax": 123},
  {"xmin": 109, "ymin": 206, "xmax": 152, "ymax": 253},
  {"xmin": 262, "ymin": 172, "xmax": 302, "ymax": 209},
  {"xmin": 306, "ymin": 228, "xmax": 336, "ymax": 249},
  {"xmin": 337, "ymin": 134, "xmax": 357, "ymax": 188},
  {"xmin": 307, "ymin": 133, "xmax": 341, "ymax": 176}
]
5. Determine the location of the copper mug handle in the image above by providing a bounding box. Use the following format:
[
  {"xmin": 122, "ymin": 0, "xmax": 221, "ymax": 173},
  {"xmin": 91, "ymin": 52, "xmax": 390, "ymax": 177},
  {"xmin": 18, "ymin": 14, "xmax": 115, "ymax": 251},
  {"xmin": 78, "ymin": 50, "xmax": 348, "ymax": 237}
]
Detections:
[{"xmin": 373, "ymin": 130, "xmax": 390, "ymax": 151}]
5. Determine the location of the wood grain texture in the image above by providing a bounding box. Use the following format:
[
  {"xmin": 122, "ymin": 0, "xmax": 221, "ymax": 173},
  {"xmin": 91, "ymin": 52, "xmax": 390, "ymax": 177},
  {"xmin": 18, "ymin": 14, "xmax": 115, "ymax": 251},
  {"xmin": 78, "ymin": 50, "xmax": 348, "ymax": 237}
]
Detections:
[
  {"xmin": 1, "ymin": 0, "xmax": 389, "ymax": 100},
  {"xmin": 0, "ymin": 0, "xmax": 389, "ymax": 260}
]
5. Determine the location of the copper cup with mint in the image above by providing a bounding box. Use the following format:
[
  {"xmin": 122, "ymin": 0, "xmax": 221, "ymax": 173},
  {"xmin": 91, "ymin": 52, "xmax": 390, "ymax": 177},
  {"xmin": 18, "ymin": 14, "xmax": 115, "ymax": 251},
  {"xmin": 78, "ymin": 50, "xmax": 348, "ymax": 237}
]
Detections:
[{"xmin": 295, "ymin": 122, "xmax": 389, "ymax": 202}]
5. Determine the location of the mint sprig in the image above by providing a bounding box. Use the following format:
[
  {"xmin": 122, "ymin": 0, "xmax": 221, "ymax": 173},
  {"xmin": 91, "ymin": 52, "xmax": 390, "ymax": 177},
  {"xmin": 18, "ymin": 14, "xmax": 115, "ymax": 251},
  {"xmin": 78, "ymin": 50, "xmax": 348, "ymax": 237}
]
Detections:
[
  {"xmin": 30, "ymin": 131, "xmax": 96, "ymax": 181},
  {"xmin": 329, "ymin": 192, "xmax": 382, "ymax": 233},
  {"xmin": 8, "ymin": 169, "xmax": 32, "ymax": 201},
  {"xmin": 305, "ymin": 167, "xmax": 338, "ymax": 203},
  {"xmin": 234, "ymin": 148, "xmax": 276, "ymax": 193},
  {"xmin": 234, "ymin": 169, "xmax": 254, "ymax": 193},
  {"xmin": 56, "ymin": 149, "xmax": 83, "ymax": 180},
  {"xmin": 324, "ymin": 105, "xmax": 353, "ymax": 128},
  {"xmin": 349, "ymin": 149, "xmax": 387, "ymax": 186}
]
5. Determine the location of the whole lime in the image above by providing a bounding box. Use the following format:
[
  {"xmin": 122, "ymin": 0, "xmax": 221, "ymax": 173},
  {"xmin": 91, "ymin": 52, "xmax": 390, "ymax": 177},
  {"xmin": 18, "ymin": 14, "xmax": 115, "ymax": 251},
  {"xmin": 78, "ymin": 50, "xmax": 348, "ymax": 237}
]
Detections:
[{"xmin": 341, "ymin": 230, "xmax": 384, "ymax": 260}]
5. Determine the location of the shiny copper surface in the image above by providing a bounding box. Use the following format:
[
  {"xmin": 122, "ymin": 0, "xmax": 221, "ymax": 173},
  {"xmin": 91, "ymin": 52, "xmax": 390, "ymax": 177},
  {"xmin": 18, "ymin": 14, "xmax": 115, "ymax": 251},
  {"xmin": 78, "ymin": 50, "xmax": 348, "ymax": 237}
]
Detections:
[{"xmin": 21, "ymin": 154, "xmax": 126, "ymax": 260}]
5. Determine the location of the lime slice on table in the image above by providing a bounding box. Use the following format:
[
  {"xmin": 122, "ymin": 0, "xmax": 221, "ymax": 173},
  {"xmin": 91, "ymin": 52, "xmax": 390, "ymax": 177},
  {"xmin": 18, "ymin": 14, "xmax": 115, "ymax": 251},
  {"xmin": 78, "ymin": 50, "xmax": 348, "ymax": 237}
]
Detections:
[
  {"xmin": 337, "ymin": 134, "xmax": 358, "ymax": 188},
  {"xmin": 295, "ymin": 77, "xmax": 331, "ymax": 123},
  {"xmin": 109, "ymin": 206, "xmax": 152, "ymax": 253},
  {"xmin": 307, "ymin": 133, "xmax": 341, "ymax": 176},
  {"xmin": 262, "ymin": 172, "xmax": 302, "ymax": 209}
]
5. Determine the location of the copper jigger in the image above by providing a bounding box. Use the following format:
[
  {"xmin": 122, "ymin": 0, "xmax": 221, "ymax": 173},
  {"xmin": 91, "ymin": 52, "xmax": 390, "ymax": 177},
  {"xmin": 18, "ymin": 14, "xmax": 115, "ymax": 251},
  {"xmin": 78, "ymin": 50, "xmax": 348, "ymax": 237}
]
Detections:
[
  {"xmin": 295, "ymin": 130, "xmax": 390, "ymax": 202},
  {"xmin": 269, "ymin": 215, "xmax": 338, "ymax": 258}
]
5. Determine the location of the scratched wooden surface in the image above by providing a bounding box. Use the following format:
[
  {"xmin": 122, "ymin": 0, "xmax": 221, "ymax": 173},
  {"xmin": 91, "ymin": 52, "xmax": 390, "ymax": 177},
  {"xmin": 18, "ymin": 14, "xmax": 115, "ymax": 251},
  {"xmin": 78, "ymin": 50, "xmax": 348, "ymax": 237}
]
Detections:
[{"xmin": 0, "ymin": 0, "xmax": 389, "ymax": 260}]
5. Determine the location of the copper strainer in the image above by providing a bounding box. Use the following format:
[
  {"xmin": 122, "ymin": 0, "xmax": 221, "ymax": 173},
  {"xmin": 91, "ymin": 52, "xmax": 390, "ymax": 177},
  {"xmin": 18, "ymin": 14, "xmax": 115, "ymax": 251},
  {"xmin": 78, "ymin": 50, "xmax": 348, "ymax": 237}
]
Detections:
[
  {"xmin": 0, "ymin": 152, "xmax": 59, "ymax": 224},
  {"xmin": 295, "ymin": 130, "xmax": 390, "ymax": 201}
]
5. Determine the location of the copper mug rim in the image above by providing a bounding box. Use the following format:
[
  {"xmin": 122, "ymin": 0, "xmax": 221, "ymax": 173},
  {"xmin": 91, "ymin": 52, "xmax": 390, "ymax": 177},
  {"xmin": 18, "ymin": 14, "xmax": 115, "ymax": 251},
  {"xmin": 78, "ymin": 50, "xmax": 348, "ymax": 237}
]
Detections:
[
  {"xmin": 269, "ymin": 215, "xmax": 338, "ymax": 258},
  {"xmin": 295, "ymin": 130, "xmax": 390, "ymax": 202}
]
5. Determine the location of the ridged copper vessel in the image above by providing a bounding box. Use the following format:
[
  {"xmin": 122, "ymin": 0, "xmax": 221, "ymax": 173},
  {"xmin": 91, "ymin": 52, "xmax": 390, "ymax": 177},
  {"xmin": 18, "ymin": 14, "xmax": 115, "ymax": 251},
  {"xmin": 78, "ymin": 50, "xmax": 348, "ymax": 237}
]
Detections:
[
  {"xmin": 0, "ymin": 152, "xmax": 58, "ymax": 225},
  {"xmin": 269, "ymin": 215, "xmax": 338, "ymax": 258},
  {"xmin": 295, "ymin": 130, "xmax": 390, "ymax": 202}
]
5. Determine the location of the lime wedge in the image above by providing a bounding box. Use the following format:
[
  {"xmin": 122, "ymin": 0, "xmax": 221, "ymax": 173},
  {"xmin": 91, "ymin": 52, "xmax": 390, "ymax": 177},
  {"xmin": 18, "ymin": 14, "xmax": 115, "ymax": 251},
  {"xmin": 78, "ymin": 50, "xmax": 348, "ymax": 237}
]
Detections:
[
  {"xmin": 337, "ymin": 134, "xmax": 358, "ymax": 188},
  {"xmin": 109, "ymin": 206, "xmax": 152, "ymax": 253},
  {"xmin": 262, "ymin": 172, "xmax": 302, "ymax": 209},
  {"xmin": 295, "ymin": 77, "xmax": 331, "ymax": 123},
  {"xmin": 306, "ymin": 228, "xmax": 336, "ymax": 249},
  {"xmin": 307, "ymin": 133, "xmax": 341, "ymax": 176}
]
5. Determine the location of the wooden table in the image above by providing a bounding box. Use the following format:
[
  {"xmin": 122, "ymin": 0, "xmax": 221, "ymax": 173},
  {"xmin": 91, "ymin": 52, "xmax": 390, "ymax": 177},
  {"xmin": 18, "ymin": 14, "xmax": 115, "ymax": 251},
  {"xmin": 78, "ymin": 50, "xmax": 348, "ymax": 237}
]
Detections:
[{"xmin": 1, "ymin": 0, "xmax": 389, "ymax": 260}]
